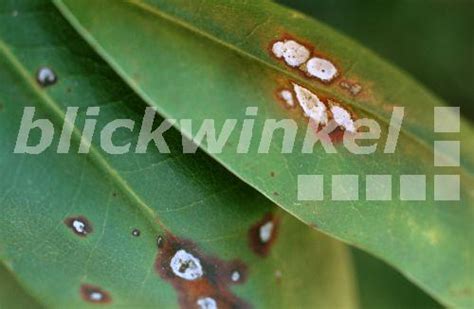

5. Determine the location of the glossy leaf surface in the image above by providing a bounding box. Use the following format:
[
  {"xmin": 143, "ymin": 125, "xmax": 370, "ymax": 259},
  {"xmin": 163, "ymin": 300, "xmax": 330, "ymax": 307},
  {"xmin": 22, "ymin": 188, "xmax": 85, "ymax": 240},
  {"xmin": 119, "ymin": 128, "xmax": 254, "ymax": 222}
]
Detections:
[
  {"xmin": 0, "ymin": 1, "xmax": 357, "ymax": 307},
  {"xmin": 54, "ymin": 0, "xmax": 474, "ymax": 306}
]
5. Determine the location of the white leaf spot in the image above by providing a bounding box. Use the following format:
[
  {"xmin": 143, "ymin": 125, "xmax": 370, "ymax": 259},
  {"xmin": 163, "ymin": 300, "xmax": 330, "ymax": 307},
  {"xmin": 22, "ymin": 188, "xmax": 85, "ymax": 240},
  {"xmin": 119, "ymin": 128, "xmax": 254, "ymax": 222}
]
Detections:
[
  {"xmin": 272, "ymin": 42, "xmax": 285, "ymax": 58},
  {"xmin": 72, "ymin": 220, "xmax": 86, "ymax": 234},
  {"xmin": 170, "ymin": 249, "xmax": 203, "ymax": 281},
  {"xmin": 306, "ymin": 57, "xmax": 338, "ymax": 82},
  {"xmin": 331, "ymin": 106, "xmax": 355, "ymax": 132},
  {"xmin": 280, "ymin": 90, "xmax": 294, "ymax": 107},
  {"xmin": 272, "ymin": 40, "xmax": 310, "ymax": 67},
  {"xmin": 197, "ymin": 297, "xmax": 217, "ymax": 309},
  {"xmin": 292, "ymin": 83, "xmax": 328, "ymax": 125},
  {"xmin": 89, "ymin": 292, "xmax": 104, "ymax": 302},
  {"xmin": 259, "ymin": 221, "xmax": 274, "ymax": 243},
  {"xmin": 231, "ymin": 270, "xmax": 240, "ymax": 282},
  {"xmin": 36, "ymin": 67, "xmax": 57, "ymax": 86}
]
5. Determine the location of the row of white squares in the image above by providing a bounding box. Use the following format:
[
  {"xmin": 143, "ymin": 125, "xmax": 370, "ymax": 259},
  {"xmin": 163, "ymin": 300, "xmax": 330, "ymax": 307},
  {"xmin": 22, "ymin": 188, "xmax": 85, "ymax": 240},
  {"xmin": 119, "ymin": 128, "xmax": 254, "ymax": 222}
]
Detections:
[{"xmin": 297, "ymin": 175, "xmax": 460, "ymax": 202}]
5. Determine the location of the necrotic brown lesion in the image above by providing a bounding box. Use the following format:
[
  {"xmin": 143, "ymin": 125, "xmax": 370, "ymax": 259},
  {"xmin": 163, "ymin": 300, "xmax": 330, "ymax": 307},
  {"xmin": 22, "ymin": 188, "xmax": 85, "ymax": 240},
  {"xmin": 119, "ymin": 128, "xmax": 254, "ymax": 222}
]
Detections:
[
  {"xmin": 80, "ymin": 284, "xmax": 111, "ymax": 303},
  {"xmin": 64, "ymin": 216, "xmax": 93, "ymax": 237},
  {"xmin": 155, "ymin": 232, "xmax": 250, "ymax": 308},
  {"xmin": 248, "ymin": 213, "xmax": 280, "ymax": 257}
]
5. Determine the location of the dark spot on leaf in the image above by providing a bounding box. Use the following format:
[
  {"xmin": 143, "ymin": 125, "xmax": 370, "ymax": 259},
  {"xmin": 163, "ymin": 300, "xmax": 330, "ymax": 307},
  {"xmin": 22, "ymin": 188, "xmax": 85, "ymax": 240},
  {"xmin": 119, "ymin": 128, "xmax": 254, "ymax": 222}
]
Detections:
[
  {"xmin": 248, "ymin": 213, "xmax": 280, "ymax": 257},
  {"xmin": 306, "ymin": 96, "xmax": 358, "ymax": 145},
  {"xmin": 225, "ymin": 261, "xmax": 248, "ymax": 285},
  {"xmin": 327, "ymin": 127, "xmax": 347, "ymax": 144},
  {"xmin": 155, "ymin": 232, "xmax": 250, "ymax": 308},
  {"xmin": 36, "ymin": 67, "xmax": 57, "ymax": 87},
  {"xmin": 66, "ymin": 87, "xmax": 72, "ymax": 93},
  {"xmin": 270, "ymin": 172, "xmax": 275, "ymax": 177},
  {"xmin": 80, "ymin": 284, "xmax": 111, "ymax": 304},
  {"xmin": 273, "ymin": 192, "xmax": 279, "ymax": 196},
  {"xmin": 132, "ymin": 229, "xmax": 141, "ymax": 237},
  {"xmin": 64, "ymin": 216, "xmax": 92, "ymax": 237},
  {"xmin": 112, "ymin": 192, "xmax": 117, "ymax": 197}
]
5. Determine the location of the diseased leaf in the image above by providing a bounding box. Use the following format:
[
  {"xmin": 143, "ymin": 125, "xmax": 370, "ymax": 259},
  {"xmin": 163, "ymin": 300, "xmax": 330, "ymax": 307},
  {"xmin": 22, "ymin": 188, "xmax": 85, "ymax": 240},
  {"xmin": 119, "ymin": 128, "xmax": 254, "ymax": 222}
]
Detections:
[
  {"xmin": 0, "ymin": 1, "xmax": 358, "ymax": 307},
  {"xmin": 53, "ymin": 0, "xmax": 474, "ymax": 307},
  {"xmin": 277, "ymin": 0, "xmax": 474, "ymax": 121}
]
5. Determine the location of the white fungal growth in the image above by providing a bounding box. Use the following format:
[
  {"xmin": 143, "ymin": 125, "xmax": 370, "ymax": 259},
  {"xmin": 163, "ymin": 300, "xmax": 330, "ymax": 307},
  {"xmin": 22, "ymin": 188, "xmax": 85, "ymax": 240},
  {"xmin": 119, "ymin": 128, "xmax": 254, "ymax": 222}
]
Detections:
[
  {"xmin": 292, "ymin": 83, "xmax": 328, "ymax": 125},
  {"xmin": 259, "ymin": 221, "xmax": 274, "ymax": 243},
  {"xmin": 306, "ymin": 57, "xmax": 338, "ymax": 82},
  {"xmin": 170, "ymin": 249, "xmax": 203, "ymax": 281},
  {"xmin": 280, "ymin": 90, "xmax": 294, "ymax": 107},
  {"xmin": 331, "ymin": 105, "xmax": 356, "ymax": 132},
  {"xmin": 272, "ymin": 40, "xmax": 310, "ymax": 67},
  {"xmin": 89, "ymin": 292, "xmax": 104, "ymax": 302},
  {"xmin": 197, "ymin": 297, "xmax": 217, "ymax": 309},
  {"xmin": 231, "ymin": 270, "xmax": 240, "ymax": 282},
  {"xmin": 72, "ymin": 219, "xmax": 86, "ymax": 234}
]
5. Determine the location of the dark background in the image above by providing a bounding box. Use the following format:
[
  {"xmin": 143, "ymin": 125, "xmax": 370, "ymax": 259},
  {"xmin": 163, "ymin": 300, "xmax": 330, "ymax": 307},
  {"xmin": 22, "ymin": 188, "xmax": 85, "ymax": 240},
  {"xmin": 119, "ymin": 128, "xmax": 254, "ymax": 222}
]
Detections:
[{"xmin": 277, "ymin": 0, "xmax": 474, "ymax": 120}]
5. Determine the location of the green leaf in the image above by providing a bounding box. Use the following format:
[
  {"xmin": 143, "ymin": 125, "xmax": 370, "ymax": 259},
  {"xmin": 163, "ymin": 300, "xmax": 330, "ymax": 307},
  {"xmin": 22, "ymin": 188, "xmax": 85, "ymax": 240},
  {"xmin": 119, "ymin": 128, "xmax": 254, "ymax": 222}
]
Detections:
[
  {"xmin": 352, "ymin": 249, "xmax": 441, "ymax": 309},
  {"xmin": 277, "ymin": 0, "xmax": 474, "ymax": 121},
  {"xmin": 0, "ymin": 263, "xmax": 42, "ymax": 309},
  {"xmin": 53, "ymin": 0, "xmax": 474, "ymax": 307},
  {"xmin": 0, "ymin": 1, "xmax": 358, "ymax": 307}
]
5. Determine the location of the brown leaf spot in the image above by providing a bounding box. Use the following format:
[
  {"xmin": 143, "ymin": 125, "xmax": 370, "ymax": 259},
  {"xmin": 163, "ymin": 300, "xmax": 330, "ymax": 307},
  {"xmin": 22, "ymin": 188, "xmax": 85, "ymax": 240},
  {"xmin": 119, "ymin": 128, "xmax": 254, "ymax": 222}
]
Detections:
[
  {"xmin": 80, "ymin": 284, "xmax": 111, "ymax": 304},
  {"xmin": 248, "ymin": 213, "xmax": 280, "ymax": 257},
  {"xmin": 339, "ymin": 80, "xmax": 362, "ymax": 96},
  {"xmin": 326, "ymin": 126, "xmax": 348, "ymax": 144},
  {"xmin": 64, "ymin": 216, "xmax": 92, "ymax": 237},
  {"xmin": 273, "ymin": 80, "xmax": 357, "ymax": 145},
  {"xmin": 155, "ymin": 232, "xmax": 249, "ymax": 309},
  {"xmin": 156, "ymin": 235, "xmax": 164, "ymax": 249},
  {"xmin": 274, "ymin": 87, "xmax": 296, "ymax": 109},
  {"xmin": 304, "ymin": 101, "xmax": 355, "ymax": 145}
]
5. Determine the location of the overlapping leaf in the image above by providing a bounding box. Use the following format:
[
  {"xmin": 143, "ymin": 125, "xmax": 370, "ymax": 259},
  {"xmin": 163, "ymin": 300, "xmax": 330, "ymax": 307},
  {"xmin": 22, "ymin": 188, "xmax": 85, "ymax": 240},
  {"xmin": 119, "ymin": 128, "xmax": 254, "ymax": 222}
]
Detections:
[
  {"xmin": 0, "ymin": 1, "xmax": 358, "ymax": 307},
  {"xmin": 53, "ymin": 0, "xmax": 474, "ymax": 307}
]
